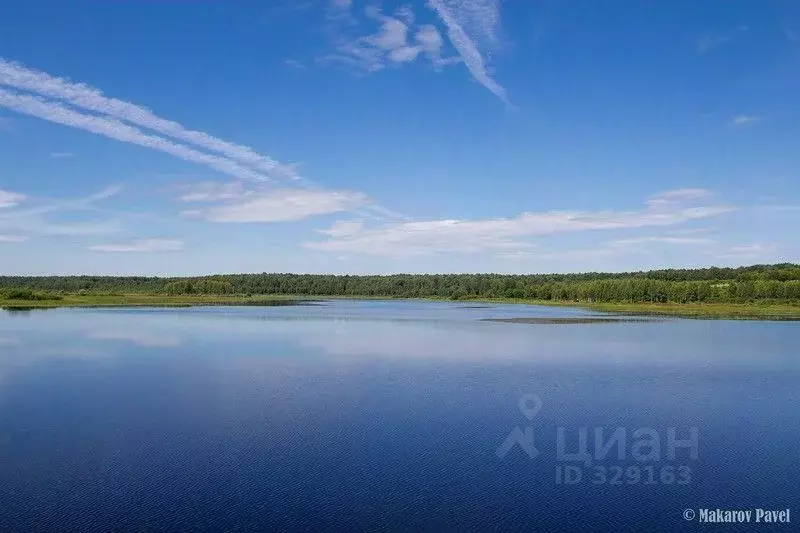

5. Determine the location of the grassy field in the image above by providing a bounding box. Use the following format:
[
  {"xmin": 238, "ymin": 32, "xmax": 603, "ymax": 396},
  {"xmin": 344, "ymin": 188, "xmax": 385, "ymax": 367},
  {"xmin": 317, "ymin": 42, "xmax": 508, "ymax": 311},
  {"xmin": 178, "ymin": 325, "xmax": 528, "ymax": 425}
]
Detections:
[
  {"xmin": 430, "ymin": 297, "xmax": 800, "ymax": 319},
  {"xmin": 2, "ymin": 291, "xmax": 799, "ymax": 319},
  {"xmin": 576, "ymin": 301, "xmax": 800, "ymax": 319}
]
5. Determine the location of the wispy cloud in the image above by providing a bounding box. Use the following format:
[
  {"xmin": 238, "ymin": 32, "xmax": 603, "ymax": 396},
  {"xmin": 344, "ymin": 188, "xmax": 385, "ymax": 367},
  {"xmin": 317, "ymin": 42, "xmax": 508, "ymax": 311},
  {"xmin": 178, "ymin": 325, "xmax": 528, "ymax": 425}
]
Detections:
[
  {"xmin": 427, "ymin": 0, "xmax": 509, "ymax": 104},
  {"xmin": 714, "ymin": 243, "xmax": 780, "ymax": 261},
  {"xmin": 326, "ymin": 0, "xmax": 356, "ymax": 24},
  {"xmin": 322, "ymin": 6, "xmax": 454, "ymax": 73},
  {"xmin": 609, "ymin": 236, "xmax": 713, "ymax": 247},
  {"xmin": 284, "ymin": 59, "xmax": 307, "ymax": 69},
  {"xmin": 0, "ymin": 186, "xmax": 123, "ymax": 237},
  {"xmin": 5, "ymin": 185, "xmax": 122, "ymax": 219},
  {"xmin": 265, "ymin": 0, "xmax": 318, "ymax": 18},
  {"xmin": 726, "ymin": 243, "xmax": 777, "ymax": 255},
  {"xmin": 89, "ymin": 239, "xmax": 184, "ymax": 253},
  {"xmin": 1, "ymin": 58, "xmax": 396, "ymax": 224},
  {"xmin": 647, "ymin": 188, "xmax": 712, "ymax": 207},
  {"xmin": 306, "ymin": 189, "xmax": 733, "ymax": 256},
  {"xmin": 49, "ymin": 151, "xmax": 75, "ymax": 158},
  {"xmin": 177, "ymin": 181, "xmax": 250, "ymax": 202},
  {"xmin": 697, "ymin": 26, "xmax": 748, "ymax": 53},
  {"xmin": 318, "ymin": 219, "xmax": 365, "ymax": 237},
  {"xmin": 730, "ymin": 114, "xmax": 761, "ymax": 126},
  {"xmin": 44, "ymin": 222, "xmax": 122, "ymax": 236},
  {"xmin": 496, "ymin": 248, "xmax": 617, "ymax": 262},
  {"xmin": 181, "ymin": 185, "xmax": 367, "ymax": 223},
  {"xmin": 0, "ymin": 89, "xmax": 272, "ymax": 183},
  {"xmin": 0, "ymin": 59, "xmax": 296, "ymax": 180},
  {"xmin": 0, "ymin": 190, "xmax": 25, "ymax": 208},
  {"xmin": 0, "ymin": 234, "xmax": 28, "ymax": 243},
  {"xmin": 665, "ymin": 227, "xmax": 717, "ymax": 236}
]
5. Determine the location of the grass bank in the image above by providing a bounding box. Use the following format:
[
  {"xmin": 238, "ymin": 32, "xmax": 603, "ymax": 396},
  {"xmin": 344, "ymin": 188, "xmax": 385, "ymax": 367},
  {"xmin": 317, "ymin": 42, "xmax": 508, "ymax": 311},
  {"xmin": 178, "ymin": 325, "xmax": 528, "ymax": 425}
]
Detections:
[
  {"xmin": 573, "ymin": 301, "xmax": 800, "ymax": 320},
  {"xmin": 0, "ymin": 293, "xmax": 316, "ymax": 309},
  {"xmin": 1, "ymin": 293, "xmax": 799, "ymax": 320}
]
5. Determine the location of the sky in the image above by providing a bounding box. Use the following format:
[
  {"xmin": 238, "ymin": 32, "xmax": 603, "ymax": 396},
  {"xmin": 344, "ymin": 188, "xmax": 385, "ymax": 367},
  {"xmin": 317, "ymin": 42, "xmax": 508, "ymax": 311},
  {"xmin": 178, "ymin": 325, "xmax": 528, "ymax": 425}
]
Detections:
[{"xmin": 0, "ymin": 0, "xmax": 799, "ymax": 276}]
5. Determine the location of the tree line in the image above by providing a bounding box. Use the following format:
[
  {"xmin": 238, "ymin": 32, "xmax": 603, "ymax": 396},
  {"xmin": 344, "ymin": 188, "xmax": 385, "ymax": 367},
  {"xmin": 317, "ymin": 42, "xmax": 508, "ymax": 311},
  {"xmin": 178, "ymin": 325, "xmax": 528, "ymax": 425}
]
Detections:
[{"xmin": 1, "ymin": 263, "xmax": 799, "ymax": 304}]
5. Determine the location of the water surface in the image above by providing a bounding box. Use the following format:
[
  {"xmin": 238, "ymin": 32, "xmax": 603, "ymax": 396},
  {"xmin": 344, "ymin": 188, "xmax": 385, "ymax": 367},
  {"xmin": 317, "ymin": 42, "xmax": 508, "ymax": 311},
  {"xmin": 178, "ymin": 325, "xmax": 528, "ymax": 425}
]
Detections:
[{"xmin": 0, "ymin": 301, "xmax": 797, "ymax": 532}]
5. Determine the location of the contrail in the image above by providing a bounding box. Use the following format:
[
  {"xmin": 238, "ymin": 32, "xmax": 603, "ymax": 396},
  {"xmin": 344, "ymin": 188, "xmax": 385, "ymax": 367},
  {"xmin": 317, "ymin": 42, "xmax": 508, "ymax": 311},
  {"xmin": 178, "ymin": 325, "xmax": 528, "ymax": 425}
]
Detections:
[
  {"xmin": 0, "ymin": 58, "xmax": 407, "ymax": 222},
  {"xmin": 0, "ymin": 88, "xmax": 270, "ymax": 182},
  {"xmin": 427, "ymin": 0, "xmax": 509, "ymax": 105},
  {"xmin": 0, "ymin": 58, "xmax": 296, "ymax": 180}
]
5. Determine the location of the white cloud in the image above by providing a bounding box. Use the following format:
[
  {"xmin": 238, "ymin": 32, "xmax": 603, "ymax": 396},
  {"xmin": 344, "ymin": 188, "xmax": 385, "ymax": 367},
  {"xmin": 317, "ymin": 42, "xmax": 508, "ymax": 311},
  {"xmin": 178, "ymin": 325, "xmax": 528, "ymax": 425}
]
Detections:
[
  {"xmin": 390, "ymin": 45, "xmax": 423, "ymax": 63},
  {"xmin": 435, "ymin": 0, "xmax": 502, "ymax": 48},
  {"xmin": 0, "ymin": 190, "xmax": 25, "ymax": 208},
  {"xmin": 415, "ymin": 24, "xmax": 455, "ymax": 67},
  {"xmin": 427, "ymin": 0, "xmax": 509, "ymax": 104},
  {"xmin": 730, "ymin": 115, "xmax": 761, "ymax": 126},
  {"xmin": 388, "ymin": 23, "xmax": 455, "ymax": 66},
  {"xmin": 323, "ymin": 6, "xmax": 455, "ymax": 73},
  {"xmin": 305, "ymin": 189, "xmax": 733, "ymax": 256},
  {"xmin": 89, "ymin": 239, "xmax": 184, "ymax": 253},
  {"xmin": 370, "ymin": 15, "xmax": 410, "ymax": 50},
  {"xmin": 182, "ymin": 187, "xmax": 367, "ymax": 223},
  {"xmin": 0, "ymin": 59, "xmax": 294, "ymax": 180},
  {"xmin": 0, "ymin": 234, "xmax": 27, "ymax": 243},
  {"xmin": 394, "ymin": 4, "xmax": 415, "ymax": 25}
]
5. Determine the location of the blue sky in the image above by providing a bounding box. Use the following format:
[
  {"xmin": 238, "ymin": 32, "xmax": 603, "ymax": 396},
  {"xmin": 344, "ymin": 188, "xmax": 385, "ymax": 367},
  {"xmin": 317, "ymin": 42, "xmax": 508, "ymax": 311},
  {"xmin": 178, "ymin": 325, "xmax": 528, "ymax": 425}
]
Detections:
[{"xmin": 1, "ymin": 0, "xmax": 798, "ymax": 275}]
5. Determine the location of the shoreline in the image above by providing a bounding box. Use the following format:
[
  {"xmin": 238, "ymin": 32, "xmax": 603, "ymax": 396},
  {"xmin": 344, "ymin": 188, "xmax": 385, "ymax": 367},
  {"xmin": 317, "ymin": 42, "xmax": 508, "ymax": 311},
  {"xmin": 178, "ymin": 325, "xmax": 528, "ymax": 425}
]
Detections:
[{"xmin": 2, "ymin": 293, "xmax": 799, "ymax": 320}]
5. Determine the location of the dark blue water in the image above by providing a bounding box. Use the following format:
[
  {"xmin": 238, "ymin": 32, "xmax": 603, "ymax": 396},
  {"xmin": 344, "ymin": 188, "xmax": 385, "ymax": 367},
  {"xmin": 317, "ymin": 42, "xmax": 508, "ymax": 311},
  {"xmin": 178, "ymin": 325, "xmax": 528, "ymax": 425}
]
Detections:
[{"xmin": 0, "ymin": 301, "xmax": 797, "ymax": 532}]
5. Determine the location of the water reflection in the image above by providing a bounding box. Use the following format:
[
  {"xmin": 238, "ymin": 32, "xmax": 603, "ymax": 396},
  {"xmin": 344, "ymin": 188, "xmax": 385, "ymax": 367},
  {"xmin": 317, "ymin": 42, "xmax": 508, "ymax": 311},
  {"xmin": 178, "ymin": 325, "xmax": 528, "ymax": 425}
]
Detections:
[
  {"xmin": 0, "ymin": 303, "xmax": 797, "ymax": 368},
  {"xmin": 1, "ymin": 307, "xmax": 44, "ymax": 316},
  {"xmin": 87, "ymin": 330, "xmax": 184, "ymax": 348},
  {"xmin": 0, "ymin": 302, "xmax": 797, "ymax": 532}
]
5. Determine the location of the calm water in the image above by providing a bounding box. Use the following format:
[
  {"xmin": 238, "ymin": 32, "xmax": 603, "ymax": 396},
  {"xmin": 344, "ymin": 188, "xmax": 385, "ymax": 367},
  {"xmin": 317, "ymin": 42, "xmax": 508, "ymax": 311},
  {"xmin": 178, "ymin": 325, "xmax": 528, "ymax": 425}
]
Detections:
[{"xmin": 0, "ymin": 301, "xmax": 797, "ymax": 532}]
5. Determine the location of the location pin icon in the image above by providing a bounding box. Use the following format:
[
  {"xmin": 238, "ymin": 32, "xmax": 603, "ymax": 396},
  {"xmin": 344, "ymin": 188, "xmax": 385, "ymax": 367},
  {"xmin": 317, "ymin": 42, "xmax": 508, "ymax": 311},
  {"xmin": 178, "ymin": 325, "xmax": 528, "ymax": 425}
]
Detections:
[{"xmin": 518, "ymin": 393, "xmax": 542, "ymax": 421}]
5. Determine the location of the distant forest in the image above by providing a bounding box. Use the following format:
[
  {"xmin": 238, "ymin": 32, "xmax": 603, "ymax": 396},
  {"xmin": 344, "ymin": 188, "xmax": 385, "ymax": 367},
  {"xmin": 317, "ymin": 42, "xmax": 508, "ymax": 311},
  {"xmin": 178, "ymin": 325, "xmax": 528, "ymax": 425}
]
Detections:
[{"xmin": 2, "ymin": 263, "xmax": 800, "ymax": 304}]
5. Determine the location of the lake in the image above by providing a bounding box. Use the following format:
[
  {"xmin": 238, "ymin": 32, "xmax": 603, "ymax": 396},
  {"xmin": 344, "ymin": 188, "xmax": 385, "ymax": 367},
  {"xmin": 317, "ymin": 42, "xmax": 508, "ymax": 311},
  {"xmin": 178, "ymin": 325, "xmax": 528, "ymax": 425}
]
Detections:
[{"xmin": 0, "ymin": 301, "xmax": 797, "ymax": 532}]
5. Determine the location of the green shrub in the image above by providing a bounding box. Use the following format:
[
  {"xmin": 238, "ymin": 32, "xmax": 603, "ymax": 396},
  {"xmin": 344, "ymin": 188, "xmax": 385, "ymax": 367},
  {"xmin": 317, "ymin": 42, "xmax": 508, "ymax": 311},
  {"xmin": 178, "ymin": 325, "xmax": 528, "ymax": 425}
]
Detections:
[{"xmin": 1, "ymin": 288, "xmax": 62, "ymax": 301}]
